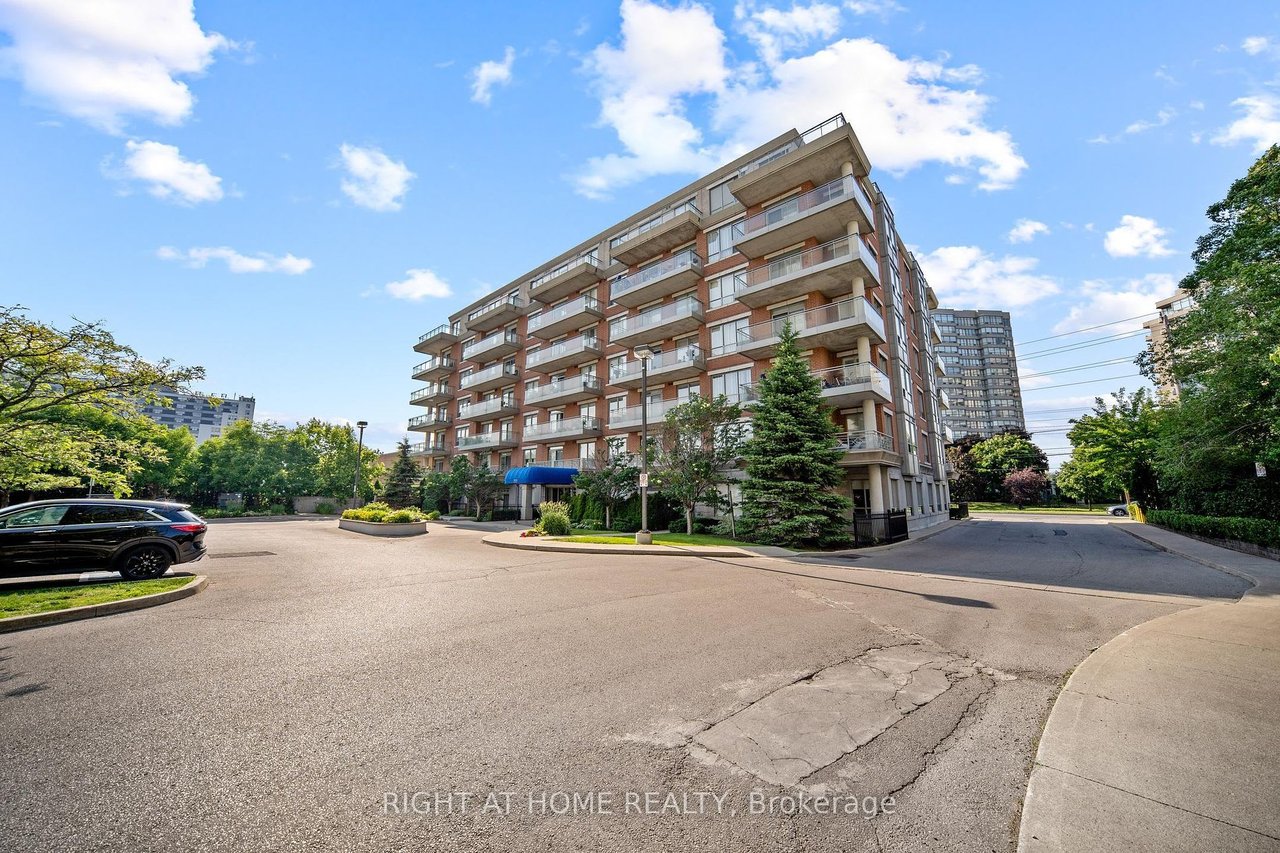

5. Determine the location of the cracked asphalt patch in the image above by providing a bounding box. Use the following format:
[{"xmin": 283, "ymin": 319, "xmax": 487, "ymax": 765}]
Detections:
[{"xmin": 693, "ymin": 645, "xmax": 1000, "ymax": 787}]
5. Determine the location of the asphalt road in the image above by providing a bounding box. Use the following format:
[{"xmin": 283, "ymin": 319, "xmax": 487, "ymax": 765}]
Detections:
[{"xmin": 0, "ymin": 515, "xmax": 1249, "ymax": 852}]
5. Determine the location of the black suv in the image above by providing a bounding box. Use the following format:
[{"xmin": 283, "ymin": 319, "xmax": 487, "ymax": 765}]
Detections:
[{"xmin": 0, "ymin": 499, "xmax": 207, "ymax": 579}]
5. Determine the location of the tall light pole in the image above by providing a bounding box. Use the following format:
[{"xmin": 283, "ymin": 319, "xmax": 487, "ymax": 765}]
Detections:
[
  {"xmin": 353, "ymin": 420, "xmax": 368, "ymax": 507},
  {"xmin": 634, "ymin": 347, "xmax": 654, "ymax": 545}
]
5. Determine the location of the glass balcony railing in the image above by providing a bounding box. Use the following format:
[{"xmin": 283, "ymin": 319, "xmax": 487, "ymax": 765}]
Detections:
[
  {"xmin": 608, "ymin": 397, "xmax": 689, "ymax": 428},
  {"xmin": 609, "ymin": 345, "xmax": 705, "ymax": 383},
  {"xmin": 412, "ymin": 356, "xmax": 454, "ymax": 376},
  {"xmin": 741, "ymin": 174, "xmax": 871, "ymax": 236},
  {"xmin": 733, "ymin": 114, "xmax": 847, "ymax": 179},
  {"xmin": 409, "ymin": 384, "xmax": 451, "ymax": 402},
  {"xmin": 531, "ymin": 252, "xmax": 602, "ymax": 289},
  {"xmin": 462, "ymin": 329, "xmax": 520, "ymax": 361},
  {"xmin": 527, "ymin": 294, "xmax": 600, "ymax": 335},
  {"xmin": 741, "ymin": 363, "xmax": 890, "ymax": 402},
  {"xmin": 467, "ymin": 294, "xmax": 523, "ymax": 323},
  {"xmin": 459, "ymin": 396, "xmax": 517, "ymax": 419},
  {"xmin": 409, "ymin": 413, "xmax": 451, "ymax": 429},
  {"xmin": 736, "ymin": 296, "xmax": 885, "ymax": 348},
  {"xmin": 609, "ymin": 249, "xmax": 703, "ymax": 303},
  {"xmin": 833, "ymin": 430, "xmax": 895, "ymax": 453},
  {"xmin": 524, "ymin": 375, "xmax": 602, "ymax": 405},
  {"xmin": 456, "ymin": 432, "xmax": 516, "ymax": 450},
  {"xmin": 522, "ymin": 416, "xmax": 602, "ymax": 440},
  {"xmin": 408, "ymin": 441, "xmax": 448, "ymax": 456},
  {"xmin": 609, "ymin": 296, "xmax": 704, "ymax": 340},
  {"xmin": 459, "ymin": 362, "xmax": 519, "ymax": 390},
  {"xmin": 609, "ymin": 202, "xmax": 702, "ymax": 250},
  {"xmin": 742, "ymin": 235, "xmax": 877, "ymax": 292},
  {"xmin": 418, "ymin": 324, "xmax": 459, "ymax": 344},
  {"xmin": 525, "ymin": 336, "xmax": 601, "ymax": 370}
]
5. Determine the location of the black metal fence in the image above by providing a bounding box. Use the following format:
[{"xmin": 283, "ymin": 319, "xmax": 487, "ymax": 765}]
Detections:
[
  {"xmin": 949, "ymin": 502, "xmax": 969, "ymax": 520},
  {"xmin": 851, "ymin": 510, "xmax": 909, "ymax": 546}
]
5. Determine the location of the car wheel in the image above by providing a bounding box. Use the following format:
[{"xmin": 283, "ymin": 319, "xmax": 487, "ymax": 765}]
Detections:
[
  {"xmin": 117, "ymin": 545, "xmax": 173, "ymax": 580},
  {"xmin": 1112, "ymin": 508, "xmax": 1127, "ymax": 517}
]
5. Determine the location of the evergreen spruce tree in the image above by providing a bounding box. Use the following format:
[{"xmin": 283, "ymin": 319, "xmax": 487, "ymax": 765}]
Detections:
[
  {"xmin": 738, "ymin": 324, "xmax": 851, "ymax": 548},
  {"xmin": 383, "ymin": 439, "xmax": 422, "ymax": 508}
]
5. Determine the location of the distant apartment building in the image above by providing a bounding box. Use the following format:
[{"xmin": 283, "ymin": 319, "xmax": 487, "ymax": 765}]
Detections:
[
  {"xmin": 1142, "ymin": 288, "xmax": 1195, "ymax": 400},
  {"xmin": 933, "ymin": 309, "xmax": 1026, "ymax": 439},
  {"xmin": 137, "ymin": 390, "xmax": 255, "ymax": 444},
  {"xmin": 408, "ymin": 114, "xmax": 954, "ymax": 530}
]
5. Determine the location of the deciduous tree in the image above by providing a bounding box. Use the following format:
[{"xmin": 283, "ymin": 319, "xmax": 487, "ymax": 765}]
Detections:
[{"xmin": 652, "ymin": 395, "xmax": 746, "ymax": 535}]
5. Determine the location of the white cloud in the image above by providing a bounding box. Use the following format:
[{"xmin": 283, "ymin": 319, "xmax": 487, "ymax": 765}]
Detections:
[
  {"xmin": 1242, "ymin": 36, "xmax": 1272, "ymax": 56},
  {"xmin": 918, "ymin": 246, "xmax": 1059, "ymax": 309},
  {"xmin": 157, "ymin": 246, "xmax": 312, "ymax": 274},
  {"xmin": 338, "ymin": 144, "xmax": 414, "ymax": 212},
  {"xmin": 1051, "ymin": 274, "xmax": 1178, "ymax": 335},
  {"xmin": 1007, "ymin": 218, "xmax": 1049, "ymax": 244},
  {"xmin": 573, "ymin": 0, "xmax": 729, "ymax": 199},
  {"xmin": 384, "ymin": 269, "xmax": 453, "ymax": 301},
  {"xmin": 843, "ymin": 0, "xmax": 903, "ymax": 16},
  {"xmin": 1211, "ymin": 94, "xmax": 1280, "ymax": 153},
  {"xmin": 1104, "ymin": 215, "xmax": 1174, "ymax": 258},
  {"xmin": 470, "ymin": 46, "xmax": 515, "ymax": 105},
  {"xmin": 0, "ymin": 0, "xmax": 230, "ymax": 133},
  {"xmin": 736, "ymin": 1, "xmax": 842, "ymax": 67},
  {"xmin": 117, "ymin": 139, "xmax": 222, "ymax": 204},
  {"xmin": 1122, "ymin": 106, "xmax": 1176, "ymax": 135},
  {"xmin": 1016, "ymin": 366, "xmax": 1056, "ymax": 390},
  {"xmin": 574, "ymin": 0, "xmax": 1025, "ymax": 198}
]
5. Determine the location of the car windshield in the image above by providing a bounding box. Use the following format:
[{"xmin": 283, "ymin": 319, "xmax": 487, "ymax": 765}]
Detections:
[{"xmin": 0, "ymin": 505, "xmax": 70, "ymax": 529}]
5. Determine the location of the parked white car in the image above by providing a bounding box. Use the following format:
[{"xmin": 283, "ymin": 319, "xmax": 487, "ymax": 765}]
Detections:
[{"xmin": 1107, "ymin": 504, "xmax": 1130, "ymax": 517}]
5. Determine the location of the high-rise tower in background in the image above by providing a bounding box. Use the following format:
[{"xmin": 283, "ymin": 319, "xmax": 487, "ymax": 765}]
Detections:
[{"xmin": 932, "ymin": 309, "xmax": 1026, "ymax": 439}]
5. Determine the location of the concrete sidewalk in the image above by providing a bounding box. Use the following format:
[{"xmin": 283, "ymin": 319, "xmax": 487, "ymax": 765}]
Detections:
[
  {"xmin": 481, "ymin": 528, "xmax": 775, "ymax": 558},
  {"xmin": 1019, "ymin": 524, "xmax": 1280, "ymax": 852}
]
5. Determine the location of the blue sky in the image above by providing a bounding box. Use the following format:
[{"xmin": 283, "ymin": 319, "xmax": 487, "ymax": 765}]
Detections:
[{"xmin": 2, "ymin": 1, "xmax": 1278, "ymax": 457}]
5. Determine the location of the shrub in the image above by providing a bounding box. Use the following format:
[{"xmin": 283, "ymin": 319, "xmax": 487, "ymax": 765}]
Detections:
[
  {"xmin": 536, "ymin": 500, "xmax": 572, "ymax": 536},
  {"xmin": 1147, "ymin": 510, "xmax": 1280, "ymax": 550},
  {"xmin": 691, "ymin": 516, "xmax": 720, "ymax": 535},
  {"xmin": 267, "ymin": 504, "xmax": 289, "ymax": 516},
  {"xmin": 314, "ymin": 502, "xmax": 337, "ymax": 515},
  {"xmin": 425, "ymin": 510, "xmax": 440, "ymax": 520},
  {"xmin": 579, "ymin": 518, "xmax": 603, "ymax": 531},
  {"xmin": 385, "ymin": 508, "xmax": 427, "ymax": 523}
]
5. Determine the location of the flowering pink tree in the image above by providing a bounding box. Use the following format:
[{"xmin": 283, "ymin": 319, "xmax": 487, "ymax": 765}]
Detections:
[{"xmin": 1004, "ymin": 467, "xmax": 1049, "ymax": 508}]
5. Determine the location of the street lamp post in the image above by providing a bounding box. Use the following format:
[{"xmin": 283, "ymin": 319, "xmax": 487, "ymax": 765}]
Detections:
[
  {"xmin": 353, "ymin": 420, "xmax": 368, "ymax": 507},
  {"xmin": 634, "ymin": 347, "xmax": 654, "ymax": 545}
]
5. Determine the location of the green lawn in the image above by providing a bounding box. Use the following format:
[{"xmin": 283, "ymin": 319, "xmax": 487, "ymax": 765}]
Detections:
[
  {"xmin": 561, "ymin": 530, "xmax": 752, "ymax": 547},
  {"xmin": 0, "ymin": 577, "xmax": 193, "ymax": 619},
  {"xmin": 965, "ymin": 502, "xmax": 1108, "ymax": 514}
]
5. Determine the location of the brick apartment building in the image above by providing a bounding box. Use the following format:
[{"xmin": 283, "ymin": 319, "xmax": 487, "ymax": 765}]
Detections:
[
  {"xmin": 932, "ymin": 309, "xmax": 1027, "ymax": 439},
  {"xmin": 408, "ymin": 114, "xmax": 953, "ymax": 531}
]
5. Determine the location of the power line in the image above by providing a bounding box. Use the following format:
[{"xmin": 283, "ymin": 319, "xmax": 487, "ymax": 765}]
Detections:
[
  {"xmin": 1021, "ymin": 373, "xmax": 1144, "ymax": 392},
  {"xmin": 1014, "ymin": 313, "xmax": 1157, "ymax": 346},
  {"xmin": 1019, "ymin": 329, "xmax": 1148, "ymax": 360},
  {"xmin": 1021, "ymin": 356, "xmax": 1135, "ymax": 378}
]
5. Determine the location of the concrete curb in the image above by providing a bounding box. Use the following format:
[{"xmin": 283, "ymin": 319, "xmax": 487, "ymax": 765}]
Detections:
[
  {"xmin": 337, "ymin": 518, "xmax": 428, "ymax": 537},
  {"xmin": 482, "ymin": 531, "xmax": 762, "ymax": 558},
  {"xmin": 793, "ymin": 517, "xmax": 967, "ymax": 558},
  {"xmin": 0, "ymin": 575, "xmax": 208, "ymax": 634},
  {"xmin": 1112, "ymin": 522, "xmax": 1271, "ymax": 593}
]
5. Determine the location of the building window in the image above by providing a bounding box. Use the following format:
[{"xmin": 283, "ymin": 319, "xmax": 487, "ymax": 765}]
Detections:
[
  {"xmin": 711, "ymin": 367, "xmax": 753, "ymax": 402},
  {"xmin": 706, "ymin": 220, "xmax": 744, "ymax": 263},
  {"xmin": 708, "ymin": 181, "xmax": 735, "ymax": 213},
  {"xmin": 708, "ymin": 270, "xmax": 746, "ymax": 309},
  {"xmin": 709, "ymin": 318, "xmax": 749, "ymax": 356}
]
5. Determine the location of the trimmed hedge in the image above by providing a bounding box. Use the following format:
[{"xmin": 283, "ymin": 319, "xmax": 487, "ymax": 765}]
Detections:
[
  {"xmin": 1147, "ymin": 510, "xmax": 1280, "ymax": 550},
  {"xmin": 342, "ymin": 502, "xmax": 427, "ymax": 524}
]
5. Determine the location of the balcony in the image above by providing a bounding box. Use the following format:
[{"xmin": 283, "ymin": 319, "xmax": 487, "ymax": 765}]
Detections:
[
  {"xmin": 938, "ymin": 389, "xmax": 951, "ymax": 410},
  {"xmin": 458, "ymin": 396, "xmax": 519, "ymax": 422},
  {"xmin": 525, "ymin": 335, "xmax": 602, "ymax": 373},
  {"xmin": 943, "ymin": 426, "xmax": 956, "ymax": 444},
  {"xmin": 742, "ymin": 363, "xmax": 892, "ymax": 409},
  {"xmin": 608, "ymin": 202, "xmax": 703, "ymax": 266},
  {"xmin": 515, "ymin": 458, "xmax": 598, "ymax": 472},
  {"xmin": 833, "ymin": 430, "xmax": 899, "ymax": 466},
  {"xmin": 409, "ymin": 383, "xmax": 453, "ymax": 406},
  {"xmin": 609, "ymin": 296, "xmax": 705, "ymax": 347},
  {"xmin": 609, "ymin": 249, "xmax": 704, "ymax": 308},
  {"xmin": 456, "ymin": 431, "xmax": 518, "ymax": 452},
  {"xmin": 608, "ymin": 345, "xmax": 707, "ymax": 389},
  {"xmin": 411, "ymin": 355, "xmax": 454, "ymax": 381},
  {"xmin": 408, "ymin": 440, "xmax": 448, "ymax": 457},
  {"xmin": 527, "ymin": 294, "xmax": 603, "ymax": 340},
  {"xmin": 462, "ymin": 329, "xmax": 521, "ymax": 363},
  {"xmin": 524, "ymin": 374, "xmax": 603, "ymax": 407},
  {"xmin": 530, "ymin": 252, "xmax": 605, "ymax": 304},
  {"xmin": 414, "ymin": 323, "xmax": 460, "ymax": 354},
  {"xmin": 736, "ymin": 296, "xmax": 886, "ymax": 359},
  {"xmin": 408, "ymin": 412, "xmax": 452, "ymax": 432},
  {"xmin": 608, "ymin": 397, "xmax": 688, "ymax": 430},
  {"xmin": 523, "ymin": 416, "xmax": 603, "ymax": 442},
  {"xmin": 736, "ymin": 175, "xmax": 874, "ymax": 258},
  {"xmin": 929, "ymin": 318, "xmax": 943, "ymax": 344},
  {"xmin": 737, "ymin": 236, "xmax": 880, "ymax": 308},
  {"xmin": 934, "ymin": 353, "xmax": 947, "ymax": 377},
  {"xmin": 729, "ymin": 114, "xmax": 871, "ymax": 208},
  {"xmin": 459, "ymin": 362, "xmax": 519, "ymax": 394},
  {"xmin": 466, "ymin": 294, "xmax": 525, "ymax": 332}
]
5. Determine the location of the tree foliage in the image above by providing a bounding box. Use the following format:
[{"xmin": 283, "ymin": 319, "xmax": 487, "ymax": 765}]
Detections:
[
  {"xmin": 651, "ymin": 394, "xmax": 746, "ymax": 535},
  {"xmin": 449, "ymin": 456, "xmax": 505, "ymax": 517},
  {"xmin": 1139, "ymin": 144, "xmax": 1280, "ymax": 517},
  {"xmin": 949, "ymin": 430, "xmax": 1049, "ymax": 502},
  {"xmin": 382, "ymin": 439, "xmax": 423, "ymax": 508},
  {"xmin": 0, "ymin": 305, "xmax": 203, "ymax": 502},
  {"xmin": 572, "ymin": 450, "xmax": 638, "ymax": 529},
  {"xmin": 1053, "ymin": 458, "xmax": 1112, "ymax": 507},
  {"xmin": 1003, "ymin": 467, "xmax": 1048, "ymax": 507},
  {"xmin": 736, "ymin": 325, "xmax": 851, "ymax": 548},
  {"xmin": 1065, "ymin": 389, "xmax": 1162, "ymax": 506}
]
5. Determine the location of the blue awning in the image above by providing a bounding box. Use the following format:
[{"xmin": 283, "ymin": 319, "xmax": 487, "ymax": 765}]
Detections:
[{"xmin": 504, "ymin": 466, "xmax": 577, "ymax": 486}]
